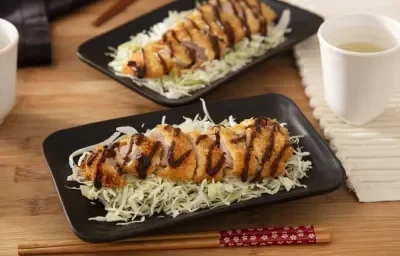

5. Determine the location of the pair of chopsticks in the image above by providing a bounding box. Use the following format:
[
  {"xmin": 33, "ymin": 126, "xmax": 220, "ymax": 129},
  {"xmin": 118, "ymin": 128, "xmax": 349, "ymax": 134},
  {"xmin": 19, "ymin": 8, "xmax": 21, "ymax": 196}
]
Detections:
[
  {"xmin": 18, "ymin": 225, "xmax": 330, "ymax": 255},
  {"xmin": 93, "ymin": 0, "xmax": 137, "ymax": 27}
]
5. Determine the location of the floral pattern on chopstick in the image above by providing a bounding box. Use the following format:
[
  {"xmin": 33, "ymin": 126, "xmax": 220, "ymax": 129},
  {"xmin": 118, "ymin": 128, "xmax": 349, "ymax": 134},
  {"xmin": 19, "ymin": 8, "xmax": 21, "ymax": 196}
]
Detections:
[{"xmin": 218, "ymin": 226, "xmax": 316, "ymax": 247}]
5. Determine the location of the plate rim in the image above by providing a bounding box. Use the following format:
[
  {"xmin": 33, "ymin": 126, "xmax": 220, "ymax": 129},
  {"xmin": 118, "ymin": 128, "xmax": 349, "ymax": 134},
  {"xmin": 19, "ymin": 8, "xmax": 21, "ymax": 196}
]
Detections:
[
  {"xmin": 76, "ymin": 0, "xmax": 324, "ymax": 107},
  {"xmin": 42, "ymin": 93, "xmax": 345, "ymax": 243}
]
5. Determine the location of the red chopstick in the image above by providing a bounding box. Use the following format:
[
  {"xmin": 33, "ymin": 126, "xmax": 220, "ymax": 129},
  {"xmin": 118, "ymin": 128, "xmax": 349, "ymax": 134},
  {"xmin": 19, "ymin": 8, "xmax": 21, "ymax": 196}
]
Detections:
[{"xmin": 18, "ymin": 225, "xmax": 330, "ymax": 255}]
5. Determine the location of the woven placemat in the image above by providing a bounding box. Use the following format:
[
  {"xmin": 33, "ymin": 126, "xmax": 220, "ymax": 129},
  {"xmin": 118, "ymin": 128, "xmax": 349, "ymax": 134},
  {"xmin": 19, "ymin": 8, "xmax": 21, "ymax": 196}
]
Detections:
[{"xmin": 282, "ymin": 0, "xmax": 400, "ymax": 202}]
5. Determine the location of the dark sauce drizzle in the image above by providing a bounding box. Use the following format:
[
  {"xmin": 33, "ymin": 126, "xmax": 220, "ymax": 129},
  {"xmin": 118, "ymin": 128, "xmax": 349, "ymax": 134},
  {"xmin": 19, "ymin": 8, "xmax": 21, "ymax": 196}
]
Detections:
[
  {"xmin": 182, "ymin": 22, "xmax": 193, "ymax": 41},
  {"xmin": 195, "ymin": 134, "xmax": 208, "ymax": 144},
  {"xmin": 187, "ymin": 8, "xmax": 221, "ymax": 59},
  {"xmin": 222, "ymin": 21, "xmax": 235, "ymax": 46},
  {"xmin": 195, "ymin": 132, "xmax": 224, "ymax": 177},
  {"xmin": 156, "ymin": 52, "xmax": 168, "ymax": 75},
  {"xmin": 168, "ymin": 141, "xmax": 192, "ymax": 168},
  {"xmin": 138, "ymin": 49, "xmax": 146, "ymax": 78},
  {"xmin": 255, "ymin": 0, "xmax": 267, "ymax": 36},
  {"xmin": 162, "ymin": 32, "xmax": 174, "ymax": 58},
  {"xmin": 241, "ymin": 129, "xmax": 256, "ymax": 182},
  {"xmin": 127, "ymin": 61, "xmax": 138, "ymax": 74},
  {"xmin": 123, "ymin": 136, "xmax": 134, "ymax": 163},
  {"xmin": 86, "ymin": 152, "xmax": 98, "ymax": 166},
  {"xmin": 196, "ymin": 7, "xmax": 211, "ymax": 31},
  {"xmin": 116, "ymin": 163, "xmax": 124, "ymax": 176},
  {"xmin": 255, "ymin": 117, "xmax": 267, "ymax": 132},
  {"xmin": 94, "ymin": 147, "xmax": 107, "ymax": 188},
  {"xmin": 104, "ymin": 141, "xmax": 120, "ymax": 158},
  {"xmin": 115, "ymin": 133, "xmax": 160, "ymax": 179},
  {"xmin": 135, "ymin": 133, "xmax": 145, "ymax": 145},
  {"xmin": 122, "ymin": 134, "xmax": 144, "ymax": 166},
  {"xmin": 164, "ymin": 29, "xmax": 195, "ymax": 65},
  {"xmin": 262, "ymin": 123, "xmax": 278, "ymax": 163},
  {"xmin": 163, "ymin": 30, "xmax": 180, "ymax": 43},
  {"xmin": 210, "ymin": 4, "xmax": 235, "ymax": 47},
  {"xmin": 173, "ymin": 127, "xmax": 181, "ymax": 136},
  {"xmin": 185, "ymin": 18, "xmax": 200, "ymax": 30},
  {"xmin": 167, "ymin": 127, "xmax": 192, "ymax": 168},
  {"xmin": 91, "ymin": 141, "xmax": 124, "ymax": 182},
  {"xmin": 136, "ymin": 141, "xmax": 161, "ymax": 179},
  {"xmin": 127, "ymin": 49, "xmax": 146, "ymax": 78},
  {"xmin": 167, "ymin": 41, "xmax": 175, "ymax": 57},
  {"xmin": 227, "ymin": 0, "xmax": 251, "ymax": 39},
  {"xmin": 174, "ymin": 30, "xmax": 196, "ymax": 64},
  {"xmin": 230, "ymin": 133, "xmax": 246, "ymax": 143},
  {"xmin": 251, "ymin": 121, "xmax": 277, "ymax": 182},
  {"xmin": 162, "ymin": 34, "xmax": 168, "ymax": 43},
  {"xmin": 170, "ymin": 30, "xmax": 180, "ymax": 42},
  {"xmin": 227, "ymin": 0, "xmax": 239, "ymax": 15},
  {"xmin": 208, "ymin": 34, "xmax": 220, "ymax": 59},
  {"xmin": 215, "ymin": 129, "xmax": 221, "ymax": 146},
  {"xmin": 270, "ymin": 143, "xmax": 290, "ymax": 177},
  {"xmin": 132, "ymin": 0, "xmax": 264, "ymax": 78},
  {"xmin": 206, "ymin": 142, "xmax": 225, "ymax": 176},
  {"xmin": 242, "ymin": 117, "xmax": 282, "ymax": 182},
  {"xmin": 241, "ymin": 0, "xmax": 265, "ymax": 36}
]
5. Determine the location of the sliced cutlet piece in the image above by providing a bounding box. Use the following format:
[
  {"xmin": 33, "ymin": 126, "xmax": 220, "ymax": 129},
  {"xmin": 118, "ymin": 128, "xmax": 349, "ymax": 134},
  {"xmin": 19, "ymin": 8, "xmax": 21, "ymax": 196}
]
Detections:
[
  {"xmin": 210, "ymin": 0, "xmax": 250, "ymax": 41},
  {"xmin": 122, "ymin": 43, "xmax": 169, "ymax": 78},
  {"xmin": 121, "ymin": 47, "xmax": 145, "ymax": 78},
  {"xmin": 172, "ymin": 25, "xmax": 209, "ymax": 64},
  {"xmin": 175, "ymin": 18, "xmax": 224, "ymax": 63},
  {"xmin": 188, "ymin": 131, "xmax": 225, "ymax": 182},
  {"xmin": 191, "ymin": 4, "xmax": 233, "ymax": 48},
  {"xmin": 80, "ymin": 144, "xmax": 125, "ymax": 188},
  {"xmin": 245, "ymin": 0, "xmax": 277, "ymax": 34},
  {"xmin": 258, "ymin": 0, "xmax": 277, "ymax": 24},
  {"xmin": 172, "ymin": 21, "xmax": 193, "ymax": 43},
  {"xmin": 158, "ymin": 31, "xmax": 197, "ymax": 75},
  {"xmin": 241, "ymin": 118, "xmax": 272, "ymax": 165},
  {"xmin": 162, "ymin": 30, "xmax": 181, "ymax": 44},
  {"xmin": 140, "ymin": 44, "xmax": 168, "ymax": 78},
  {"xmin": 237, "ymin": 0, "xmax": 263, "ymax": 35},
  {"xmin": 240, "ymin": 118, "xmax": 293, "ymax": 178},
  {"xmin": 210, "ymin": 0, "xmax": 251, "ymax": 42},
  {"xmin": 233, "ymin": 0, "xmax": 277, "ymax": 24},
  {"xmin": 209, "ymin": 125, "xmax": 257, "ymax": 181},
  {"xmin": 121, "ymin": 30, "xmax": 196, "ymax": 78},
  {"xmin": 117, "ymin": 134, "xmax": 162, "ymax": 179},
  {"xmin": 149, "ymin": 125, "xmax": 196, "ymax": 181}
]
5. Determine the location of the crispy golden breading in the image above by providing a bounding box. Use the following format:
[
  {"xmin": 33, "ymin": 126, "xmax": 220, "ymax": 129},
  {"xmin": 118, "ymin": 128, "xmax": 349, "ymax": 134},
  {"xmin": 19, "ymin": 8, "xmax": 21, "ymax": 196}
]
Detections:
[
  {"xmin": 80, "ymin": 145, "xmax": 125, "ymax": 188},
  {"xmin": 214, "ymin": 125, "xmax": 258, "ymax": 179},
  {"xmin": 189, "ymin": 132, "xmax": 225, "ymax": 182},
  {"xmin": 240, "ymin": 118, "xmax": 292, "ymax": 178},
  {"xmin": 150, "ymin": 125, "xmax": 197, "ymax": 181},
  {"xmin": 118, "ymin": 134, "xmax": 162, "ymax": 178},
  {"xmin": 79, "ymin": 117, "xmax": 294, "ymax": 187},
  {"xmin": 208, "ymin": 0, "xmax": 248, "ymax": 43}
]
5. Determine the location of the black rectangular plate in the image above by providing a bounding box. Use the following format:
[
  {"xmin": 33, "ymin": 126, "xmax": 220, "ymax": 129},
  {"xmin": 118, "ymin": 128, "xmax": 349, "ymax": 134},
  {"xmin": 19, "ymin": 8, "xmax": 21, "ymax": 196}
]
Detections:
[
  {"xmin": 43, "ymin": 94, "xmax": 345, "ymax": 243},
  {"xmin": 77, "ymin": 0, "xmax": 323, "ymax": 107}
]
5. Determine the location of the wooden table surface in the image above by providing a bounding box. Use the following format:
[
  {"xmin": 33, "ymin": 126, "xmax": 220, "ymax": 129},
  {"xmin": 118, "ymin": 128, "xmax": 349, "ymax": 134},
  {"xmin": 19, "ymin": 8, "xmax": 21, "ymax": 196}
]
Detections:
[{"xmin": 1, "ymin": 1, "xmax": 399, "ymax": 255}]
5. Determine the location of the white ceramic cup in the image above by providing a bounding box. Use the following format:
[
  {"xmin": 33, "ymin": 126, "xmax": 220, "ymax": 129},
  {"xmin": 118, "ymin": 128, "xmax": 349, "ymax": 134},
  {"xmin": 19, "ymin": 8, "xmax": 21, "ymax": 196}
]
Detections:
[
  {"xmin": 0, "ymin": 19, "xmax": 18, "ymax": 126},
  {"xmin": 318, "ymin": 13, "xmax": 400, "ymax": 125}
]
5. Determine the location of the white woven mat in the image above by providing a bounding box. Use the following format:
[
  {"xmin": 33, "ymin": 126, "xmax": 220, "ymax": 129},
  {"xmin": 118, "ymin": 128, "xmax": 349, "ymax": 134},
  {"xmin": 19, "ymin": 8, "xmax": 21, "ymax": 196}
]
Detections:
[{"xmin": 282, "ymin": 0, "xmax": 400, "ymax": 202}]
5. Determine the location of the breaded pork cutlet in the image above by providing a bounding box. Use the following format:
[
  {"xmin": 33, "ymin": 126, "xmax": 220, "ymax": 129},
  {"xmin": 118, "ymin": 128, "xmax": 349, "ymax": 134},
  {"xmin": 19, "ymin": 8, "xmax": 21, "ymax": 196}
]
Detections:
[
  {"xmin": 79, "ymin": 117, "xmax": 293, "ymax": 188},
  {"xmin": 121, "ymin": 0, "xmax": 277, "ymax": 78}
]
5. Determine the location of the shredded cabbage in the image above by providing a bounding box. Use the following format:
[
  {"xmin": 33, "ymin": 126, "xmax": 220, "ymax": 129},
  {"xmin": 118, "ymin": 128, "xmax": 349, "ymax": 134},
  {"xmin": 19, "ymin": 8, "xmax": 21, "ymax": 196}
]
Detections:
[
  {"xmin": 107, "ymin": 9, "xmax": 291, "ymax": 99},
  {"xmin": 67, "ymin": 101, "xmax": 312, "ymax": 225}
]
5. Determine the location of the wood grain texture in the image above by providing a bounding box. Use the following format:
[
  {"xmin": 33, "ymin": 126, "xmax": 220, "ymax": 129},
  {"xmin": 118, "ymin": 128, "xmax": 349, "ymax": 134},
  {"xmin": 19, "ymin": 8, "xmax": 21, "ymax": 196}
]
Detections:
[{"xmin": 1, "ymin": 0, "xmax": 400, "ymax": 255}]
